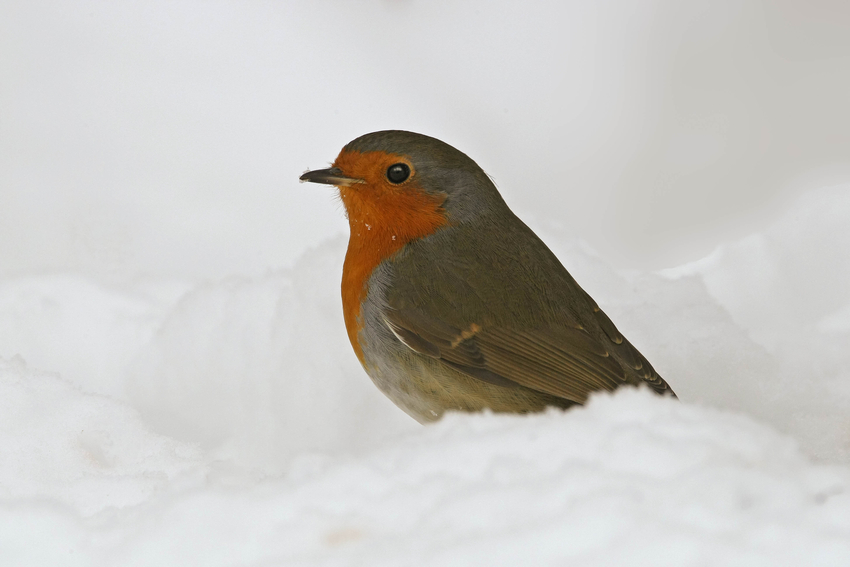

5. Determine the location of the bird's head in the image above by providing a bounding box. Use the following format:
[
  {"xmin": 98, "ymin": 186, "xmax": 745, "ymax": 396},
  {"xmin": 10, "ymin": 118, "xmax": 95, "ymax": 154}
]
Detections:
[{"xmin": 300, "ymin": 130, "xmax": 507, "ymax": 238}]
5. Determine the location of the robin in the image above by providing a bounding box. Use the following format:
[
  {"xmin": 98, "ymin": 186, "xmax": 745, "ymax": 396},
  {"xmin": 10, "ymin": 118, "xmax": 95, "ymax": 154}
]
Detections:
[{"xmin": 300, "ymin": 130, "xmax": 675, "ymax": 423}]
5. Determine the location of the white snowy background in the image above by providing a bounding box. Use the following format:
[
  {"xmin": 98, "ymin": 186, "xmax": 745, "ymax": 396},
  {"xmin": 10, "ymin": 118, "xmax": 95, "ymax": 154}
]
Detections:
[{"xmin": 2, "ymin": 1, "xmax": 850, "ymax": 565}]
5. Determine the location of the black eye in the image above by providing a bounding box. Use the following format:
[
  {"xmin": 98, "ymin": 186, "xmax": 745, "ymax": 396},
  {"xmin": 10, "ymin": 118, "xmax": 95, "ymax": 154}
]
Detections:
[{"xmin": 386, "ymin": 163, "xmax": 411, "ymax": 184}]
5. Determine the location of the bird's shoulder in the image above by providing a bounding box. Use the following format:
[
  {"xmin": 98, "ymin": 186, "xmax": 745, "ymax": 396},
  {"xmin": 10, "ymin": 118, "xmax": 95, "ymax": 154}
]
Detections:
[{"xmin": 389, "ymin": 213, "xmax": 586, "ymax": 325}]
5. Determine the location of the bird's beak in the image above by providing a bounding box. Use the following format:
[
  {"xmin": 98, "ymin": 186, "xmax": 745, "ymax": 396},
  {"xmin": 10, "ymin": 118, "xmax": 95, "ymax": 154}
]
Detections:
[{"xmin": 299, "ymin": 167, "xmax": 364, "ymax": 186}]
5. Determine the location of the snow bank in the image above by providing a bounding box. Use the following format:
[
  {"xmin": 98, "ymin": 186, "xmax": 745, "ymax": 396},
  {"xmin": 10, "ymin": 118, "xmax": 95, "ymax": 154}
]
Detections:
[
  {"xmin": 659, "ymin": 184, "xmax": 850, "ymax": 461},
  {"xmin": 1, "ymin": 185, "xmax": 849, "ymax": 564},
  {"xmin": 2, "ymin": 388, "xmax": 849, "ymax": 566},
  {"xmin": 0, "ymin": 276, "xmax": 190, "ymax": 398},
  {"xmin": 662, "ymin": 184, "xmax": 850, "ymax": 353},
  {"xmin": 0, "ymin": 355, "xmax": 203, "ymax": 517},
  {"xmin": 124, "ymin": 238, "xmax": 418, "ymax": 471}
]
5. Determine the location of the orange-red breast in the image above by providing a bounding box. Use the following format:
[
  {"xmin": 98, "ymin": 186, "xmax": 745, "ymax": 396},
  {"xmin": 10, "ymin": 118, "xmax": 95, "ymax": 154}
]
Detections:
[{"xmin": 300, "ymin": 130, "xmax": 675, "ymax": 423}]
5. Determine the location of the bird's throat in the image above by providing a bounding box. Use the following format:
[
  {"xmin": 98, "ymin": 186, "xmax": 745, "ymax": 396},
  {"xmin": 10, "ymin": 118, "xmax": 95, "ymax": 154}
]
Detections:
[{"xmin": 339, "ymin": 185, "xmax": 447, "ymax": 364}]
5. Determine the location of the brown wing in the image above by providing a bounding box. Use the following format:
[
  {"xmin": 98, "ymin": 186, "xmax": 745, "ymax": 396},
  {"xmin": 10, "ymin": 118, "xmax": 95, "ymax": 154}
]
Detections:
[
  {"xmin": 382, "ymin": 221, "xmax": 676, "ymax": 402},
  {"xmin": 574, "ymin": 287, "xmax": 674, "ymax": 397},
  {"xmin": 383, "ymin": 305, "xmax": 643, "ymax": 405}
]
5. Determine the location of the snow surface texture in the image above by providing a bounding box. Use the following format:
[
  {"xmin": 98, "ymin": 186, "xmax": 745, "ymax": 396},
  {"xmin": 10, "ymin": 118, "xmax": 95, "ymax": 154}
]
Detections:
[{"xmin": 1, "ymin": 185, "xmax": 849, "ymax": 565}]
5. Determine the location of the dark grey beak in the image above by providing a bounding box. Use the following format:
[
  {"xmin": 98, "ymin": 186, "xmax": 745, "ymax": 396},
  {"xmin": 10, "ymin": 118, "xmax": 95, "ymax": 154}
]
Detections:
[{"xmin": 299, "ymin": 167, "xmax": 364, "ymax": 186}]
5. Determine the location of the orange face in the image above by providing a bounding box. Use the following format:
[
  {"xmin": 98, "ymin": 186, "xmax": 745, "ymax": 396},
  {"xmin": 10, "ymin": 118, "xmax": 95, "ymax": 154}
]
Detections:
[
  {"xmin": 332, "ymin": 149, "xmax": 447, "ymax": 239},
  {"xmin": 332, "ymin": 149, "xmax": 450, "ymax": 364}
]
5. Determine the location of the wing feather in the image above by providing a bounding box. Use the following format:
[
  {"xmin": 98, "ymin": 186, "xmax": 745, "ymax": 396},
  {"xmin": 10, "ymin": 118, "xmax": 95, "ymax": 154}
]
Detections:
[{"xmin": 380, "ymin": 225, "xmax": 676, "ymax": 402}]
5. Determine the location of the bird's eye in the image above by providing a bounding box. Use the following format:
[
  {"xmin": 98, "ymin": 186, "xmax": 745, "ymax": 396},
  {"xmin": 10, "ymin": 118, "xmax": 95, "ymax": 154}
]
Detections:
[{"xmin": 386, "ymin": 163, "xmax": 411, "ymax": 184}]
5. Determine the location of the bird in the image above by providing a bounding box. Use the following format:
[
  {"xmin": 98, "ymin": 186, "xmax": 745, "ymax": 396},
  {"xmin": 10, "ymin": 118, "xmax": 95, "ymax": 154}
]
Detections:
[{"xmin": 300, "ymin": 130, "xmax": 675, "ymax": 423}]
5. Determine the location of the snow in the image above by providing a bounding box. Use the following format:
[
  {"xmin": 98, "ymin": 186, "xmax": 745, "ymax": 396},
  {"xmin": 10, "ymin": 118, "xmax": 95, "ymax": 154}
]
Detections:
[
  {"xmin": 3, "ymin": 184, "xmax": 850, "ymax": 565},
  {"xmin": 3, "ymin": 1, "xmax": 850, "ymax": 564},
  {"xmin": 0, "ymin": 355, "xmax": 203, "ymax": 517},
  {"xmin": 2, "ymin": 370, "xmax": 850, "ymax": 565}
]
